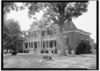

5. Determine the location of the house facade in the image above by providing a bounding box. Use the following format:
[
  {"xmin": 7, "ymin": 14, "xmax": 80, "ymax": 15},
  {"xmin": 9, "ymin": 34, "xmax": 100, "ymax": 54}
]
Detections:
[{"xmin": 23, "ymin": 21, "xmax": 93, "ymax": 54}]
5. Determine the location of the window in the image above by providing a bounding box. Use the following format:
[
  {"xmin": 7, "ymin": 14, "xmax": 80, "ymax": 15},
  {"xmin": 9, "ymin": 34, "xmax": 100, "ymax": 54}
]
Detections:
[
  {"xmin": 34, "ymin": 31, "xmax": 38, "ymax": 38},
  {"xmin": 43, "ymin": 41, "xmax": 45, "ymax": 48},
  {"xmin": 41, "ymin": 31, "xmax": 45, "ymax": 38},
  {"xmin": 25, "ymin": 43, "xmax": 28, "ymax": 48},
  {"xmin": 34, "ymin": 42, "xmax": 37, "ymax": 48},
  {"xmin": 54, "ymin": 40, "xmax": 56, "ymax": 47},
  {"xmin": 50, "ymin": 41, "xmax": 53, "ymax": 48},
  {"xmin": 66, "ymin": 38, "xmax": 69, "ymax": 45}
]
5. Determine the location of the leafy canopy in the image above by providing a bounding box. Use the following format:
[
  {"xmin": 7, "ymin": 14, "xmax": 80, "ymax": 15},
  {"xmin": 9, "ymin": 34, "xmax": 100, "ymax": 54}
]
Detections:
[{"xmin": 28, "ymin": 2, "xmax": 88, "ymax": 26}]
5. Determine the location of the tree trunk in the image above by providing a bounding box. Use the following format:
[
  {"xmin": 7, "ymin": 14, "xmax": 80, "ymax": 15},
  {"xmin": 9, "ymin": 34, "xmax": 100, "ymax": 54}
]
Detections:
[
  {"xmin": 68, "ymin": 44, "xmax": 72, "ymax": 54},
  {"xmin": 40, "ymin": 29, "xmax": 43, "ymax": 52},
  {"xmin": 58, "ymin": 26, "xmax": 67, "ymax": 56}
]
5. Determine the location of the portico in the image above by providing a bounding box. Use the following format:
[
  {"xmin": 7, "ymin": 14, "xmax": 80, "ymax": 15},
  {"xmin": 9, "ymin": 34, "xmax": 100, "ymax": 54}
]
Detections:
[{"xmin": 23, "ymin": 39, "xmax": 57, "ymax": 53}]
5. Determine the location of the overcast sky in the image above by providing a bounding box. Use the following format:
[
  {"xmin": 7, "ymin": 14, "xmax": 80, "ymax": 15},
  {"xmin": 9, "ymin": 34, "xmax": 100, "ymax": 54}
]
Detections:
[{"xmin": 6, "ymin": 1, "xmax": 96, "ymax": 42}]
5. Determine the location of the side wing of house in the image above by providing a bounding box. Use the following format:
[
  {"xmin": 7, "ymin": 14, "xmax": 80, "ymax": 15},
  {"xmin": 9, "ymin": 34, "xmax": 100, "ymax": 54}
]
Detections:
[{"xmin": 63, "ymin": 21, "xmax": 91, "ymax": 50}]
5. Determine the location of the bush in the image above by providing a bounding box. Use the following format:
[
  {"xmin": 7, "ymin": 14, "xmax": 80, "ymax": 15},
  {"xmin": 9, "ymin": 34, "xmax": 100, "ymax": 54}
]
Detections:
[
  {"xmin": 75, "ymin": 40, "xmax": 92, "ymax": 55},
  {"xmin": 18, "ymin": 50, "xmax": 23, "ymax": 53},
  {"xmin": 45, "ymin": 50, "xmax": 48, "ymax": 53},
  {"xmin": 23, "ymin": 50, "xmax": 30, "ymax": 53},
  {"xmin": 5, "ymin": 52, "xmax": 7, "ymax": 54},
  {"xmin": 40, "ymin": 50, "xmax": 44, "ymax": 53},
  {"xmin": 11, "ymin": 50, "xmax": 17, "ymax": 55},
  {"xmin": 23, "ymin": 51, "xmax": 26, "ymax": 53},
  {"xmin": 27, "ymin": 50, "xmax": 30, "ymax": 53}
]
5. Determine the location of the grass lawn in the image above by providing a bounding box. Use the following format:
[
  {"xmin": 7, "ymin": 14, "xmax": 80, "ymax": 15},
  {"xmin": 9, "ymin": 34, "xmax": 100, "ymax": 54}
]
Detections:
[{"xmin": 3, "ymin": 53, "xmax": 96, "ymax": 69}]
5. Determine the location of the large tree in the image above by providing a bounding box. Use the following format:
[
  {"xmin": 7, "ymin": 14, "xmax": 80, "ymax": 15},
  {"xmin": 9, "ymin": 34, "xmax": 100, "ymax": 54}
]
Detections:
[
  {"xmin": 3, "ymin": 20, "xmax": 22, "ymax": 52},
  {"xmin": 28, "ymin": 2, "xmax": 88, "ymax": 56},
  {"xmin": 46, "ymin": 2, "xmax": 89, "ymax": 56},
  {"xmin": 3, "ymin": 2, "xmax": 25, "ymax": 53}
]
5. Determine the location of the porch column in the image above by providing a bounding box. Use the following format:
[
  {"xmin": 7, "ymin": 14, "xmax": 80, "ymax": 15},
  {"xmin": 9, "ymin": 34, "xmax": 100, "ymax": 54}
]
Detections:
[
  {"xmin": 48, "ymin": 40, "xmax": 50, "ymax": 53},
  {"xmin": 41, "ymin": 41, "xmax": 43, "ymax": 50},
  {"xmin": 30, "ymin": 43, "xmax": 31, "ymax": 50},
  {"xmin": 30, "ymin": 42, "xmax": 32, "ymax": 51},
  {"xmin": 37, "ymin": 30, "xmax": 39, "ymax": 38},
  {"xmin": 27, "ymin": 43, "xmax": 29, "ymax": 49},
  {"xmin": 45, "ymin": 30, "xmax": 47, "ymax": 37},
  {"xmin": 23, "ymin": 43, "xmax": 25, "ymax": 52},
  {"xmin": 44, "ymin": 41, "xmax": 46, "ymax": 50},
  {"xmin": 29, "ymin": 43, "xmax": 31, "ymax": 50},
  {"xmin": 46, "ymin": 41, "xmax": 48, "ymax": 48},
  {"xmin": 39, "ymin": 40, "xmax": 41, "ymax": 51},
  {"xmin": 31, "ymin": 42, "xmax": 33, "ymax": 51},
  {"xmin": 52, "ymin": 41, "xmax": 54, "ymax": 53},
  {"xmin": 33, "ymin": 42, "xmax": 34, "ymax": 51},
  {"xmin": 38, "ymin": 41, "xmax": 40, "ymax": 52},
  {"xmin": 37, "ymin": 41, "xmax": 39, "ymax": 51},
  {"xmin": 30, "ymin": 42, "xmax": 31, "ymax": 50},
  {"xmin": 29, "ymin": 43, "xmax": 30, "ymax": 50}
]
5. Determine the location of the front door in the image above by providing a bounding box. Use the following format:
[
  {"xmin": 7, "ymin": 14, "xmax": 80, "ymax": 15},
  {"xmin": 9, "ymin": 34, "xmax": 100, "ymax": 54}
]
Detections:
[{"xmin": 34, "ymin": 42, "xmax": 37, "ymax": 51}]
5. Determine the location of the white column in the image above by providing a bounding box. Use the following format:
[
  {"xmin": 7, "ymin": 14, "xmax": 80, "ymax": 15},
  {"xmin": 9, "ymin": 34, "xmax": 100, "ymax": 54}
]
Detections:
[
  {"xmin": 53, "ymin": 40, "xmax": 55, "ymax": 49},
  {"xmin": 41, "ymin": 40, "xmax": 43, "ymax": 50},
  {"xmin": 48, "ymin": 41, "xmax": 50, "ymax": 53},
  {"xmin": 36, "ymin": 42, "xmax": 38, "ymax": 52},
  {"xmin": 45, "ymin": 41, "xmax": 47, "ymax": 51},
  {"xmin": 29, "ymin": 43, "xmax": 30, "ymax": 50},
  {"xmin": 37, "ymin": 41, "xmax": 39, "ymax": 51},
  {"xmin": 27, "ymin": 42, "xmax": 29, "ymax": 49},
  {"xmin": 33, "ymin": 42, "xmax": 34, "ymax": 51},
  {"xmin": 37, "ymin": 30, "xmax": 39, "ymax": 38},
  {"xmin": 31, "ymin": 42, "xmax": 32, "ymax": 51},
  {"xmin": 38, "ymin": 41, "xmax": 40, "ymax": 52},
  {"xmin": 37, "ymin": 30, "xmax": 38, "ymax": 38},
  {"xmin": 45, "ymin": 30, "xmax": 47, "ymax": 37},
  {"xmin": 23, "ymin": 43, "xmax": 25, "ymax": 52},
  {"xmin": 33, "ymin": 31, "xmax": 34, "ymax": 37}
]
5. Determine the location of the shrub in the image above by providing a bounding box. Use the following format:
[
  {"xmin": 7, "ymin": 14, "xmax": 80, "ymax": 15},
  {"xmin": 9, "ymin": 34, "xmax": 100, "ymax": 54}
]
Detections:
[
  {"xmin": 19, "ymin": 50, "xmax": 23, "ymax": 53},
  {"xmin": 5, "ymin": 52, "xmax": 7, "ymax": 54},
  {"xmin": 45, "ymin": 50, "xmax": 48, "ymax": 53},
  {"xmin": 27, "ymin": 50, "xmax": 30, "ymax": 53},
  {"xmin": 24, "ymin": 51, "xmax": 26, "ymax": 53},
  {"xmin": 40, "ymin": 50, "xmax": 44, "ymax": 53},
  {"xmin": 11, "ymin": 50, "xmax": 17, "ymax": 55},
  {"xmin": 75, "ymin": 40, "xmax": 92, "ymax": 55}
]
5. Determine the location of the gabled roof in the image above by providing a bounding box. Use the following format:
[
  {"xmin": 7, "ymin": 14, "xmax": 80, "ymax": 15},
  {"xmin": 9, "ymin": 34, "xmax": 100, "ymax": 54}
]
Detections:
[
  {"xmin": 63, "ymin": 21, "xmax": 91, "ymax": 34},
  {"xmin": 63, "ymin": 20, "xmax": 77, "ymax": 31}
]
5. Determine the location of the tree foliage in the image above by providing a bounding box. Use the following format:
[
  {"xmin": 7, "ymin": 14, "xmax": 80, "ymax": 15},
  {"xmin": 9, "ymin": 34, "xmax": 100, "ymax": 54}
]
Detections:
[
  {"xmin": 3, "ymin": 20, "xmax": 22, "ymax": 52},
  {"xmin": 3, "ymin": 2, "xmax": 25, "ymax": 53},
  {"xmin": 3, "ymin": 2, "xmax": 16, "ymax": 15},
  {"xmin": 44, "ymin": 2, "xmax": 88, "ymax": 55}
]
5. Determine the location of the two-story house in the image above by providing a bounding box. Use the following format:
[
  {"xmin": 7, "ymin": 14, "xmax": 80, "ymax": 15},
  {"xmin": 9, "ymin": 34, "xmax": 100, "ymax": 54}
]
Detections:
[{"xmin": 23, "ymin": 20, "xmax": 93, "ymax": 54}]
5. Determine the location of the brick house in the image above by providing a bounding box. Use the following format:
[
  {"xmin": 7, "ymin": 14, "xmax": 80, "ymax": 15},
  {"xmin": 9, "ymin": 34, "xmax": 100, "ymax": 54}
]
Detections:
[{"xmin": 23, "ymin": 21, "xmax": 93, "ymax": 54}]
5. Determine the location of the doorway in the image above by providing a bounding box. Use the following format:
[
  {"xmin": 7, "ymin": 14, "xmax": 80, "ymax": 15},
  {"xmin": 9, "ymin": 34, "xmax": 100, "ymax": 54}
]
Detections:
[{"xmin": 34, "ymin": 42, "xmax": 37, "ymax": 51}]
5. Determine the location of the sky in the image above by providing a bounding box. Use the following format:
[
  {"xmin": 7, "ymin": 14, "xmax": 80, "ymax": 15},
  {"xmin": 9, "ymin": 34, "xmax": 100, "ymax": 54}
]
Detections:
[{"xmin": 6, "ymin": 1, "xmax": 96, "ymax": 42}]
